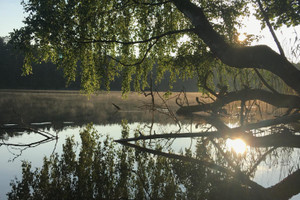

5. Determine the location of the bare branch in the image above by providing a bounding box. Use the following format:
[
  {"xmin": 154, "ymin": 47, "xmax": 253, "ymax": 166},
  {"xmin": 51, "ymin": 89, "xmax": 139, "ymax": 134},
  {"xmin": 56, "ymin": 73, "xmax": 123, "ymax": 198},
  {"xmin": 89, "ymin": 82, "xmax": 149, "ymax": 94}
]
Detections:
[
  {"xmin": 132, "ymin": 0, "xmax": 171, "ymax": 6},
  {"xmin": 201, "ymin": 71, "xmax": 218, "ymax": 98},
  {"xmin": 79, "ymin": 28, "xmax": 195, "ymax": 45},
  {"xmin": 1, "ymin": 138, "xmax": 54, "ymax": 147}
]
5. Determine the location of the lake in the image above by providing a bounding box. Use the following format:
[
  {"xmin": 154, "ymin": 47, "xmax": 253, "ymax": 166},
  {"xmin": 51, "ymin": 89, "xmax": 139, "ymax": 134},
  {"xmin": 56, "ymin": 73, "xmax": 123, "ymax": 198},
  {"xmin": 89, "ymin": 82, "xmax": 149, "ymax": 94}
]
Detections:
[{"xmin": 0, "ymin": 90, "xmax": 299, "ymax": 199}]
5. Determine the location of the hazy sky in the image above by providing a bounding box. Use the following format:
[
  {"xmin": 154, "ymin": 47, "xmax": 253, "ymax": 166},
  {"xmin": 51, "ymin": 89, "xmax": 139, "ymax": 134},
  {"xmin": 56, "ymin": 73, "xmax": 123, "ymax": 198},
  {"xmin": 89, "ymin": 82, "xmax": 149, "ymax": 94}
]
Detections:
[{"xmin": 0, "ymin": 0, "xmax": 299, "ymax": 62}]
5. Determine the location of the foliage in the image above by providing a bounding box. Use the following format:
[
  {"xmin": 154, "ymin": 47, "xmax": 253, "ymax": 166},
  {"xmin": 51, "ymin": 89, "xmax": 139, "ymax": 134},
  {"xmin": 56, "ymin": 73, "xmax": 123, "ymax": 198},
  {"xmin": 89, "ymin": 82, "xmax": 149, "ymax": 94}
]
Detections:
[
  {"xmin": 255, "ymin": 0, "xmax": 300, "ymax": 29},
  {"xmin": 10, "ymin": 0, "xmax": 299, "ymax": 94},
  {"xmin": 10, "ymin": 0, "xmax": 253, "ymax": 94}
]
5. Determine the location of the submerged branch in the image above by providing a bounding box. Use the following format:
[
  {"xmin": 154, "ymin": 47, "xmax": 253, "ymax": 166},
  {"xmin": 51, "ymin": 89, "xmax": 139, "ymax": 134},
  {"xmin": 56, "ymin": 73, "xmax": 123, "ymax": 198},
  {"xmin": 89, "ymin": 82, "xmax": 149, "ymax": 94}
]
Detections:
[
  {"xmin": 0, "ymin": 126, "xmax": 57, "ymax": 147},
  {"xmin": 1, "ymin": 138, "xmax": 55, "ymax": 147},
  {"xmin": 116, "ymin": 130, "xmax": 300, "ymax": 148},
  {"xmin": 0, "ymin": 126, "xmax": 56, "ymax": 139}
]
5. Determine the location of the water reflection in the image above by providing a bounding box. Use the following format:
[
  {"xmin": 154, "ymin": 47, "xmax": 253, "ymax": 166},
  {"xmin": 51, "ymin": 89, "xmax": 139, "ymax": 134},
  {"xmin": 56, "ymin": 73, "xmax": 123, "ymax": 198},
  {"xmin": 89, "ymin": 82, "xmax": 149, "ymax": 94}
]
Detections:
[{"xmin": 1, "ymin": 90, "xmax": 300, "ymax": 200}]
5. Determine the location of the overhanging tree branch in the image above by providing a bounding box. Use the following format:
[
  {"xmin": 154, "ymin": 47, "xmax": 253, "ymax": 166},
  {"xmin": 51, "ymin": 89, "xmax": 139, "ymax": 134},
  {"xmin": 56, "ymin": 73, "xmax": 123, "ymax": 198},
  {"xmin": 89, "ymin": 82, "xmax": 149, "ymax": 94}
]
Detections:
[{"xmin": 171, "ymin": 0, "xmax": 300, "ymax": 94}]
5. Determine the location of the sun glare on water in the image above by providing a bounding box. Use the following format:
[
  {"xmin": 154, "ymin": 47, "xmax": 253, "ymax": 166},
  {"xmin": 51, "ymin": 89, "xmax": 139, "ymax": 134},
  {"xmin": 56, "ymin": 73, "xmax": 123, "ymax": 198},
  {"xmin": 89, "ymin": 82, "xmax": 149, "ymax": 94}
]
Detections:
[{"xmin": 226, "ymin": 138, "xmax": 248, "ymax": 154}]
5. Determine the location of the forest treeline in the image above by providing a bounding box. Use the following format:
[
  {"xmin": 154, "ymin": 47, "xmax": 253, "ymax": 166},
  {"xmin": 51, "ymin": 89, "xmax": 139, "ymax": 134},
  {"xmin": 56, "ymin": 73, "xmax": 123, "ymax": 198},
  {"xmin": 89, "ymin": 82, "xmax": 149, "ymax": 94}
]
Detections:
[{"xmin": 0, "ymin": 36, "xmax": 198, "ymax": 91}]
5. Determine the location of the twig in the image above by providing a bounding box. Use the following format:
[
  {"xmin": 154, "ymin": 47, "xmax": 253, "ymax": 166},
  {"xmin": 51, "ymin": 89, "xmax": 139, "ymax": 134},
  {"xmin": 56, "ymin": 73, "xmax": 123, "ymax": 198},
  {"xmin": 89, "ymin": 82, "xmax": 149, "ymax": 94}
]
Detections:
[
  {"xmin": 108, "ymin": 40, "xmax": 158, "ymax": 66},
  {"xmin": 79, "ymin": 28, "xmax": 194, "ymax": 45},
  {"xmin": 132, "ymin": 0, "xmax": 171, "ymax": 6}
]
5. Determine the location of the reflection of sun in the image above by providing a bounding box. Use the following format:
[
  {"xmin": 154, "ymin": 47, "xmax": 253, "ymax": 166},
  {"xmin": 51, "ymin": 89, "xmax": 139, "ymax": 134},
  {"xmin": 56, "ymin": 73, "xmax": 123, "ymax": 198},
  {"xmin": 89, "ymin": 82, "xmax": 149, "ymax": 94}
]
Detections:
[{"xmin": 226, "ymin": 138, "xmax": 248, "ymax": 154}]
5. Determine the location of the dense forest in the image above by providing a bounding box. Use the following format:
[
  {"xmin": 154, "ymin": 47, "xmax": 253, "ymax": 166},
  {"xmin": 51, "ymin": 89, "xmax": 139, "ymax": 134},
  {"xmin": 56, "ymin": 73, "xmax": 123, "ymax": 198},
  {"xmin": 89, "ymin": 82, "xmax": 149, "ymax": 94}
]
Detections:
[{"xmin": 0, "ymin": 36, "xmax": 198, "ymax": 91}]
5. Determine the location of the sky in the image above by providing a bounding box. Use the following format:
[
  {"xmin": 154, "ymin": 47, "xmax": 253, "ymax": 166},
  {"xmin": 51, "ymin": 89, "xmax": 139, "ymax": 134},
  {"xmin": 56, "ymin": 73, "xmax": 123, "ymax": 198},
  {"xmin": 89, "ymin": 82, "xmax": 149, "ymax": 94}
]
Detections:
[
  {"xmin": 0, "ymin": 0, "xmax": 299, "ymax": 62},
  {"xmin": 0, "ymin": 0, "xmax": 25, "ymax": 37}
]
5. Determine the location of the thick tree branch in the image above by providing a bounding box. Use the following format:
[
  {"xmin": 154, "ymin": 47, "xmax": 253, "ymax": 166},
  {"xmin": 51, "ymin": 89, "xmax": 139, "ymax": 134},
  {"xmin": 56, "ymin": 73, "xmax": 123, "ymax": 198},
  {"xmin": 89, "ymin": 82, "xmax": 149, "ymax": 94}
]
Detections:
[
  {"xmin": 176, "ymin": 89, "xmax": 300, "ymax": 115},
  {"xmin": 171, "ymin": 0, "xmax": 300, "ymax": 93},
  {"xmin": 267, "ymin": 169, "xmax": 300, "ymax": 200}
]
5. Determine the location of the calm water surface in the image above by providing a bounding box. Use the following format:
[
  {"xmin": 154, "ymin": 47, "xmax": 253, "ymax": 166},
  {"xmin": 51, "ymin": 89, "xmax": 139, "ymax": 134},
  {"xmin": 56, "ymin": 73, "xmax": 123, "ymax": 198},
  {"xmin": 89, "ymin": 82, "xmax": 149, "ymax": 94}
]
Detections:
[{"xmin": 0, "ymin": 90, "xmax": 299, "ymax": 199}]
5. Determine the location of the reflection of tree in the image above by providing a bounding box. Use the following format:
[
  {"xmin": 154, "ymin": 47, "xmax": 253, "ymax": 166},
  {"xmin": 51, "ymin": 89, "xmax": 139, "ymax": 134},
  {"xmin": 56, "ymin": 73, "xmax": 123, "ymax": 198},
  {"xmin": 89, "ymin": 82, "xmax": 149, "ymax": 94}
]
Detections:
[
  {"xmin": 118, "ymin": 113, "xmax": 300, "ymax": 148},
  {"xmin": 7, "ymin": 124, "xmax": 185, "ymax": 199},
  {"xmin": 114, "ymin": 88, "xmax": 300, "ymax": 199},
  {"xmin": 117, "ymin": 126, "xmax": 300, "ymax": 199},
  {"xmin": 7, "ymin": 117, "xmax": 300, "ymax": 200}
]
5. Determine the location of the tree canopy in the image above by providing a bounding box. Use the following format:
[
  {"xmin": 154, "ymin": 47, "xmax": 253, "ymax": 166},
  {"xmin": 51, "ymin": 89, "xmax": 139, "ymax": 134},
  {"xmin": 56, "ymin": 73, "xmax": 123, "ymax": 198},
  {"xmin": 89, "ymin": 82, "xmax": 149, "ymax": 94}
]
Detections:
[{"xmin": 11, "ymin": 0, "xmax": 300, "ymax": 94}]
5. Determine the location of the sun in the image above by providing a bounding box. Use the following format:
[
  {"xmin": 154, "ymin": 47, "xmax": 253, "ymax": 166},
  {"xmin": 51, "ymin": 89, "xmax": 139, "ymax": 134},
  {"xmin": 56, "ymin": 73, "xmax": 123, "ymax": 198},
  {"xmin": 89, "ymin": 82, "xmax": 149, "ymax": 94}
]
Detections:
[
  {"xmin": 238, "ymin": 33, "xmax": 247, "ymax": 42},
  {"xmin": 226, "ymin": 138, "xmax": 248, "ymax": 154}
]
